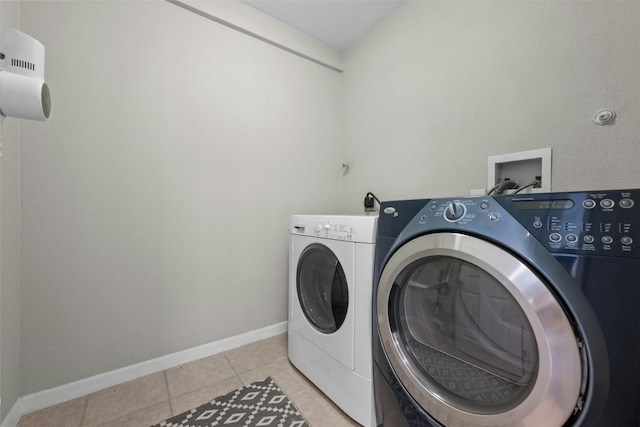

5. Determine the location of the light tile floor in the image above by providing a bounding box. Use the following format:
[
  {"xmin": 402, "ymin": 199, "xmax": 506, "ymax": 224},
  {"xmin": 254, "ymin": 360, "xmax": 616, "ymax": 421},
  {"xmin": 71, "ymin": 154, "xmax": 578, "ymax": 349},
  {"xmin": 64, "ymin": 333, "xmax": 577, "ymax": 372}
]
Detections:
[{"xmin": 17, "ymin": 333, "xmax": 360, "ymax": 427}]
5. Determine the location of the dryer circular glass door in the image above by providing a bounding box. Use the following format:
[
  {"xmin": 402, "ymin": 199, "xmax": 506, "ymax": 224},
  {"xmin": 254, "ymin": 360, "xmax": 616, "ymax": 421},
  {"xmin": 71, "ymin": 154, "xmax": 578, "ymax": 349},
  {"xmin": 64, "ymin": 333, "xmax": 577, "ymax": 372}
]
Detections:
[
  {"xmin": 297, "ymin": 243, "xmax": 349, "ymax": 334},
  {"xmin": 377, "ymin": 232, "xmax": 584, "ymax": 427}
]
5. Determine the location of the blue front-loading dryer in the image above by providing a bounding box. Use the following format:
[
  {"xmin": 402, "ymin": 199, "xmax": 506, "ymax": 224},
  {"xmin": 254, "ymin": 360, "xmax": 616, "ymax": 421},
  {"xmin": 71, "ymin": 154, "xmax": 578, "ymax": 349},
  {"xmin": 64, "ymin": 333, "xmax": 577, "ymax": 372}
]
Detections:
[{"xmin": 372, "ymin": 189, "xmax": 639, "ymax": 426}]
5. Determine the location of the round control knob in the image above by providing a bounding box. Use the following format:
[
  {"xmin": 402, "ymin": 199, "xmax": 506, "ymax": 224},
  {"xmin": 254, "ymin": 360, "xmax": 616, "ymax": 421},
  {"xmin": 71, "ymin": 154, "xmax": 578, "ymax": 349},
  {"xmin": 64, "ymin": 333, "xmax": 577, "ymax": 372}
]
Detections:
[
  {"xmin": 314, "ymin": 223, "xmax": 323, "ymax": 233},
  {"xmin": 444, "ymin": 202, "xmax": 466, "ymax": 222}
]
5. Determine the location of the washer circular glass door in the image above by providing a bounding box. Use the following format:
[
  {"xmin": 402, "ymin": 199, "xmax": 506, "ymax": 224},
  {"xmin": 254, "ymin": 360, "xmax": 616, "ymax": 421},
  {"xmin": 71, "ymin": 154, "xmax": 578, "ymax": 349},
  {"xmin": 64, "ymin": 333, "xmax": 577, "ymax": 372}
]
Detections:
[
  {"xmin": 377, "ymin": 233, "xmax": 584, "ymax": 427},
  {"xmin": 297, "ymin": 243, "xmax": 349, "ymax": 334}
]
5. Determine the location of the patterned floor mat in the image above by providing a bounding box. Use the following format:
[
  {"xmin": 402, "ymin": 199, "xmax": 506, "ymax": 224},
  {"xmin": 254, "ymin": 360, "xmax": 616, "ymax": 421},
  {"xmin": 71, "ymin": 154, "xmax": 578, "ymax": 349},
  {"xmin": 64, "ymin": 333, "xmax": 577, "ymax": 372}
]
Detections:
[{"xmin": 152, "ymin": 377, "xmax": 309, "ymax": 427}]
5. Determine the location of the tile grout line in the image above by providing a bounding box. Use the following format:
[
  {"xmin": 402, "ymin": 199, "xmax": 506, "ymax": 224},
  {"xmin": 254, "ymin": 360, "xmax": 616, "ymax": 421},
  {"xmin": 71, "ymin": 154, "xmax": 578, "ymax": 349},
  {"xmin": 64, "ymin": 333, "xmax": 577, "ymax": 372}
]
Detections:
[
  {"xmin": 222, "ymin": 353, "xmax": 246, "ymax": 388},
  {"xmin": 163, "ymin": 370, "xmax": 175, "ymax": 416},
  {"xmin": 78, "ymin": 395, "xmax": 89, "ymax": 427}
]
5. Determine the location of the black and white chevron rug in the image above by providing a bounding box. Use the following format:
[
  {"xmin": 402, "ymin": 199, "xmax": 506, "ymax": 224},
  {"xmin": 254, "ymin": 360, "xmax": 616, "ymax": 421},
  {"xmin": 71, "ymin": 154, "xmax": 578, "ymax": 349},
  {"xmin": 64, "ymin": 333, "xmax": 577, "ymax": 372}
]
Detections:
[{"xmin": 152, "ymin": 377, "xmax": 309, "ymax": 427}]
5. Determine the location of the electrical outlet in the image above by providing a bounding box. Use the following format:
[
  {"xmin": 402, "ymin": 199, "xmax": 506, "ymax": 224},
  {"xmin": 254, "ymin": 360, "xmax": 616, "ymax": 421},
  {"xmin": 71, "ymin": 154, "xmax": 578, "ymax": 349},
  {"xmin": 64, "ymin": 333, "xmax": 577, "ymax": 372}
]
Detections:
[
  {"xmin": 364, "ymin": 196, "xmax": 375, "ymax": 211},
  {"xmin": 363, "ymin": 192, "xmax": 378, "ymax": 212}
]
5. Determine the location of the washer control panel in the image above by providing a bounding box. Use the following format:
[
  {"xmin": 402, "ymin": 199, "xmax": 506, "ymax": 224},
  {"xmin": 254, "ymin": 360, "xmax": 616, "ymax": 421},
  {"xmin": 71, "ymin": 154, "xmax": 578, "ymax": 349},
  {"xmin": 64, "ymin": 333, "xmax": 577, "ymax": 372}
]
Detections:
[
  {"xmin": 290, "ymin": 214, "xmax": 378, "ymax": 244},
  {"xmin": 498, "ymin": 189, "xmax": 639, "ymax": 257},
  {"xmin": 312, "ymin": 221, "xmax": 354, "ymax": 240}
]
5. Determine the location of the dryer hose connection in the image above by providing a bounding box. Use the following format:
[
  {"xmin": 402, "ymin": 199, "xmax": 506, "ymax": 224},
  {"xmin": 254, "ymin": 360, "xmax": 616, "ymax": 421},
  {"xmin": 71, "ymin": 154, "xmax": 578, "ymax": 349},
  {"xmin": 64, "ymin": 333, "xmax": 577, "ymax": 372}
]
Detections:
[
  {"xmin": 489, "ymin": 180, "xmax": 519, "ymax": 195},
  {"xmin": 488, "ymin": 179, "xmax": 541, "ymax": 195}
]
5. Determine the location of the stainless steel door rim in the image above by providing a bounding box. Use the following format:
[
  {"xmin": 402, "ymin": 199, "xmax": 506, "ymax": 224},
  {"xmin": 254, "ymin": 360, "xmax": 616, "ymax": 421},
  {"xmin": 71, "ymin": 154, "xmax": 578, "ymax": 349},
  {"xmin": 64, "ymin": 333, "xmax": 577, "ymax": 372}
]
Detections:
[{"xmin": 377, "ymin": 232, "xmax": 583, "ymax": 427}]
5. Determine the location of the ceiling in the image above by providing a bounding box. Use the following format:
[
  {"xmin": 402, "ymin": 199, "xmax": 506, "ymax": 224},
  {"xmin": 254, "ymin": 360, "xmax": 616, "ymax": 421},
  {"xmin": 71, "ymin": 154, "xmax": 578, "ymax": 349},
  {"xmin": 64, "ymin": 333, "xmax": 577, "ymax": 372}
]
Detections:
[{"xmin": 240, "ymin": 0, "xmax": 406, "ymax": 50}]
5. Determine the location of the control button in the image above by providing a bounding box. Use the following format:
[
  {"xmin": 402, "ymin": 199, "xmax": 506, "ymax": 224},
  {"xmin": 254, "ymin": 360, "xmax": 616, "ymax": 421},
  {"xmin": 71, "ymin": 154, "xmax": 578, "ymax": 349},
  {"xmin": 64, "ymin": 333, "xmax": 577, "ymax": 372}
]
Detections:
[
  {"xmin": 583, "ymin": 235, "xmax": 595, "ymax": 244},
  {"xmin": 429, "ymin": 202, "xmax": 438, "ymax": 211},
  {"xmin": 621, "ymin": 236, "xmax": 633, "ymax": 245},
  {"xmin": 479, "ymin": 201, "xmax": 490, "ymax": 211},
  {"xmin": 602, "ymin": 236, "xmax": 614, "ymax": 244},
  {"xmin": 549, "ymin": 233, "xmax": 562, "ymax": 243},
  {"xmin": 533, "ymin": 220, "xmax": 543, "ymax": 229},
  {"xmin": 444, "ymin": 202, "xmax": 467, "ymax": 222},
  {"xmin": 600, "ymin": 199, "xmax": 615, "ymax": 209},
  {"xmin": 566, "ymin": 234, "xmax": 578, "ymax": 243},
  {"xmin": 620, "ymin": 198, "xmax": 635, "ymax": 209},
  {"xmin": 314, "ymin": 223, "xmax": 323, "ymax": 233},
  {"xmin": 582, "ymin": 199, "xmax": 597, "ymax": 209},
  {"xmin": 488, "ymin": 213, "xmax": 501, "ymax": 222},
  {"xmin": 420, "ymin": 214, "xmax": 427, "ymax": 221}
]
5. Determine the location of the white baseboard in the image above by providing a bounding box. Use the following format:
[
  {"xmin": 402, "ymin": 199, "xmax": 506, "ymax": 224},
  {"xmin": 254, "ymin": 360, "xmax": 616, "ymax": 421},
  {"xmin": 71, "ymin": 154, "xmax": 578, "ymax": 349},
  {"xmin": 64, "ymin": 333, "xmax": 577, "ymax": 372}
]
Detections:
[
  {"xmin": 2, "ymin": 321, "xmax": 287, "ymax": 427},
  {"xmin": 1, "ymin": 399, "xmax": 23, "ymax": 427}
]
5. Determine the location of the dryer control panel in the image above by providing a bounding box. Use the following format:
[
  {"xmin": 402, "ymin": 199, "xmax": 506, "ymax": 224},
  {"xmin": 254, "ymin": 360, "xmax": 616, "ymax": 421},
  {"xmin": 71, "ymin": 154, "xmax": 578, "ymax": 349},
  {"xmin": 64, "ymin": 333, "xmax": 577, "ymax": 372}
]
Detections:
[
  {"xmin": 497, "ymin": 189, "xmax": 639, "ymax": 257},
  {"xmin": 381, "ymin": 189, "xmax": 639, "ymax": 258}
]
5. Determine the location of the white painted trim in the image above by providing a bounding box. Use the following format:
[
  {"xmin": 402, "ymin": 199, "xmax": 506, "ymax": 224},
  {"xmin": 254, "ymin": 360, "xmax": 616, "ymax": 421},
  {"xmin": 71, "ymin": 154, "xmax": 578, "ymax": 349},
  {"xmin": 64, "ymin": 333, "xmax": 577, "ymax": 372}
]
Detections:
[
  {"xmin": 1, "ymin": 398, "xmax": 23, "ymax": 427},
  {"xmin": 3, "ymin": 322, "xmax": 287, "ymax": 425}
]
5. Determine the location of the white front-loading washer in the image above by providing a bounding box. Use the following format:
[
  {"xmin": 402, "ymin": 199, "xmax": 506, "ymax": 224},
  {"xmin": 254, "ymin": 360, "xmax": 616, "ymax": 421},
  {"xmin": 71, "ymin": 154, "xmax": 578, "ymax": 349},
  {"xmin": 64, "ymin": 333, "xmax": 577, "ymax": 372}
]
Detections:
[{"xmin": 288, "ymin": 214, "xmax": 377, "ymax": 427}]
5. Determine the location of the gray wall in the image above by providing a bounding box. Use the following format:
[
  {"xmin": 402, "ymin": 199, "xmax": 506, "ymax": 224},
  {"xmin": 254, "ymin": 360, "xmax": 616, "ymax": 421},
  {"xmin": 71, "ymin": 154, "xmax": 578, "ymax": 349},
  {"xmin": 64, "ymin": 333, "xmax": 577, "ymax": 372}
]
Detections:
[
  {"xmin": 0, "ymin": 1, "xmax": 23, "ymax": 421},
  {"xmin": 341, "ymin": 0, "xmax": 640, "ymax": 211},
  {"xmin": 19, "ymin": 1, "xmax": 342, "ymax": 395},
  {"xmin": 4, "ymin": 0, "xmax": 640, "ymax": 411}
]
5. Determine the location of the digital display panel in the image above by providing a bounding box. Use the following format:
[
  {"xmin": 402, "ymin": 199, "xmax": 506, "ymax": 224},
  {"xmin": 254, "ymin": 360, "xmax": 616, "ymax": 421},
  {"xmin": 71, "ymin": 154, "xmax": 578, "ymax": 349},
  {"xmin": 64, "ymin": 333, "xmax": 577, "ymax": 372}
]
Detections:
[{"xmin": 513, "ymin": 199, "xmax": 574, "ymax": 210}]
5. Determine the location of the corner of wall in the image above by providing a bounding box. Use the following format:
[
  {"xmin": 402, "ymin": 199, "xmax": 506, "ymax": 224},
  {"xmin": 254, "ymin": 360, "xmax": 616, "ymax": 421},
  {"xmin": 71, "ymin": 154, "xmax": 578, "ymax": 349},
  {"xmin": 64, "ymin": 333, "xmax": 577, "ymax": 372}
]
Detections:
[{"xmin": 0, "ymin": 1, "xmax": 23, "ymax": 424}]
